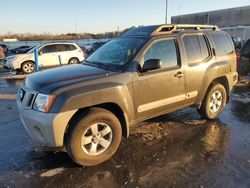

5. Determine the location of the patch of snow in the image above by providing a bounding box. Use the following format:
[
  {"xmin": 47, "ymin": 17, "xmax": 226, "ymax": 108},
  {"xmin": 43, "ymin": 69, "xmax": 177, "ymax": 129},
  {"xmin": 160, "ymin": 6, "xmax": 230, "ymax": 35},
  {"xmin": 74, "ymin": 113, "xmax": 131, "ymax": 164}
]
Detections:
[{"xmin": 40, "ymin": 167, "xmax": 65, "ymax": 177}]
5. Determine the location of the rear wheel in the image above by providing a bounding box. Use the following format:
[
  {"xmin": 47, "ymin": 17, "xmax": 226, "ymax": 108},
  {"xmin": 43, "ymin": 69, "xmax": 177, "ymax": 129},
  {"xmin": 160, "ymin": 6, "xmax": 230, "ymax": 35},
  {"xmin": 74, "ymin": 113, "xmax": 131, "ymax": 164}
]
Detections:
[
  {"xmin": 21, "ymin": 61, "xmax": 35, "ymax": 74},
  {"xmin": 65, "ymin": 108, "xmax": 122, "ymax": 166},
  {"xmin": 68, "ymin": 58, "xmax": 79, "ymax": 64},
  {"xmin": 197, "ymin": 83, "xmax": 227, "ymax": 119}
]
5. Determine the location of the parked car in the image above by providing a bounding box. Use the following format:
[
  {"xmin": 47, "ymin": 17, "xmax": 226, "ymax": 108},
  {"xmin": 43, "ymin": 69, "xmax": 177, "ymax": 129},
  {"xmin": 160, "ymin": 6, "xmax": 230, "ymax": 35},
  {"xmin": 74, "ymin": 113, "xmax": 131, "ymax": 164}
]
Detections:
[
  {"xmin": 10, "ymin": 45, "xmax": 33, "ymax": 54},
  {"xmin": 86, "ymin": 41, "xmax": 107, "ymax": 55},
  {"xmin": 17, "ymin": 24, "xmax": 238, "ymax": 166},
  {"xmin": 4, "ymin": 42, "xmax": 85, "ymax": 74},
  {"xmin": 79, "ymin": 45, "xmax": 88, "ymax": 58},
  {"xmin": 0, "ymin": 46, "xmax": 5, "ymax": 60},
  {"xmin": 238, "ymin": 39, "xmax": 250, "ymax": 76},
  {"xmin": 240, "ymin": 39, "xmax": 250, "ymax": 61},
  {"xmin": 231, "ymin": 37, "xmax": 242, "ymax": 50},
  {"xmin": 0, "ymin": 44, "xmax": 9, "ymax": 55}
]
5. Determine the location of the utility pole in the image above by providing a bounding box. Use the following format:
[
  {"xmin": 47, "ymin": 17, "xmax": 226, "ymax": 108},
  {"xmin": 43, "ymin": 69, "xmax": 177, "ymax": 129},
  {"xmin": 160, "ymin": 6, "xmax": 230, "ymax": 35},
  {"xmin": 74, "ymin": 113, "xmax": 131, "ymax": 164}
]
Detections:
[
  {"xmin": 207, "ymin": 12, "xmax": 210, "ymax": 25},
  {"xmin": 75, "ymin": 20, "xmax": 78, "ymax": 43},
  {"xmin": 165, "ymin": 0, "xmax": 168, "ymax": 24}
]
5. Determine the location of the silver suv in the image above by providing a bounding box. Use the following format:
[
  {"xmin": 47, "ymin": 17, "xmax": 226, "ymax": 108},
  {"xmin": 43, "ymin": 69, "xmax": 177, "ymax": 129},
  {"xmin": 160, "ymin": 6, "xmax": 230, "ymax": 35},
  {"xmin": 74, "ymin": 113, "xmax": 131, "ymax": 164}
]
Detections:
[
  {"xmin": 4, "ymin": 42, "xmax": 85, "ymax": 74},
  {"xmin": 17, "ymin": 24, "xmax": 238, "ymax": 166}
]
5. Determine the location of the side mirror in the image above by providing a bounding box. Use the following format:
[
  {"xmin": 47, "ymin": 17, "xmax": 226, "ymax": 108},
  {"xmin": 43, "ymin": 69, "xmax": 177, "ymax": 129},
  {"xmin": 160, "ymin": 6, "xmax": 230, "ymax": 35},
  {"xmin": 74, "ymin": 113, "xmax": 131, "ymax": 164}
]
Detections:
[
  {"xmin": 141, "ymin": 59, "xmax": 162, "ymax": 72},
  {"xmin": 38, "ymin": 51, "xmax": 42, "ymax": 55}
]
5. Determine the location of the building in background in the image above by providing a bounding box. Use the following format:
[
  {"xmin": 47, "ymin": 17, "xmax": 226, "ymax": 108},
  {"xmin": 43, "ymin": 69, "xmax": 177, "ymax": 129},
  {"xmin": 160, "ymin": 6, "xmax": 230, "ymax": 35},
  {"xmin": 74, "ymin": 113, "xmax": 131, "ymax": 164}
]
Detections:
[{"xmin": 171, "ymin": 6, "xmax": 250, "ymax": 44}]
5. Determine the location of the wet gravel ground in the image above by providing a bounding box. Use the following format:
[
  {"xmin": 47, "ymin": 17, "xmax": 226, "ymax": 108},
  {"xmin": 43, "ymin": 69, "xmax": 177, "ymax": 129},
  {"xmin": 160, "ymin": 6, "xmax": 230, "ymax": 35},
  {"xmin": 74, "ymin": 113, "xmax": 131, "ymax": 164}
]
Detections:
[{"xmin": 0, "ymin": 72, "xmax": 249, "ymax": 188}]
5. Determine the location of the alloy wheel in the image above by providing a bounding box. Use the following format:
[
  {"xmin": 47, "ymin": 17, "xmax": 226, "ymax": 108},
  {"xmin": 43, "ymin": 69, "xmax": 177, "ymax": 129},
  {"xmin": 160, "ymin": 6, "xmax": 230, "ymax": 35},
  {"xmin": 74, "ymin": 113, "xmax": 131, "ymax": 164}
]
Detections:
[{"xmin": 81, "ymin": 123, "xmax": 113, "ymax": 156}]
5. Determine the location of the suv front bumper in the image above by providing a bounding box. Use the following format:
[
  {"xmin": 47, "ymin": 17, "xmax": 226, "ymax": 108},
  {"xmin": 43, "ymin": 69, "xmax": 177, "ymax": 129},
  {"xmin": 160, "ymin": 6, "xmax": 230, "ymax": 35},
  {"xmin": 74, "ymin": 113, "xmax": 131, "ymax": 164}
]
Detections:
[{"xmin": 17, "ymin": 86, "xmax": 76, "ymax": 147}]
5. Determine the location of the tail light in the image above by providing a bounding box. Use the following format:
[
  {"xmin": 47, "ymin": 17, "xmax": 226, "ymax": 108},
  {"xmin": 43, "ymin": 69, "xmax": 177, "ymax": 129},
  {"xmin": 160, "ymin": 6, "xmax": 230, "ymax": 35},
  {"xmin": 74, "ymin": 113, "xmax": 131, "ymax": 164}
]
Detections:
[{"xmin": 236, "ymin": 51, "xmax": 240, "ymax": 62}]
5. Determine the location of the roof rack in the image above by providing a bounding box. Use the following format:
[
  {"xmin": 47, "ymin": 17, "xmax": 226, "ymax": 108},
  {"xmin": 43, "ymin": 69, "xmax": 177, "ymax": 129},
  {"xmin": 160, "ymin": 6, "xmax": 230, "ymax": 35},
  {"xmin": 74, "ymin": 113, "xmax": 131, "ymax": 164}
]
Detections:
[{"xmin": 152, "ymin": 24, "xmax": 219, "ymax": 35}]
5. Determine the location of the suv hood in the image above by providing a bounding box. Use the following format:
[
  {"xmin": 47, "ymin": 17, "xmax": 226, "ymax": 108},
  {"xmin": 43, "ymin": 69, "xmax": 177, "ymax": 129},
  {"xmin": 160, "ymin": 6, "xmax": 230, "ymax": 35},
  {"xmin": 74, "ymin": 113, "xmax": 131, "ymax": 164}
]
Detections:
[
  {"xmin": 24, "ymin": 64, "xmax": 112, "ymax": 93},
  {"xmin": 7, "ymin": 53, "xmax": 33, "ymax": 60}
]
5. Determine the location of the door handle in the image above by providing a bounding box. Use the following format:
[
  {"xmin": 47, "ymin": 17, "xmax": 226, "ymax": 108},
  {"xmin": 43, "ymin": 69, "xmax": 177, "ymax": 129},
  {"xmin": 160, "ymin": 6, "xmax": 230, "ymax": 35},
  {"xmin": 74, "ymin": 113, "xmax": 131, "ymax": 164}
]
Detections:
[{"xmin": 175, "ymin": 71, "xmax": 184, "ymax": 78}]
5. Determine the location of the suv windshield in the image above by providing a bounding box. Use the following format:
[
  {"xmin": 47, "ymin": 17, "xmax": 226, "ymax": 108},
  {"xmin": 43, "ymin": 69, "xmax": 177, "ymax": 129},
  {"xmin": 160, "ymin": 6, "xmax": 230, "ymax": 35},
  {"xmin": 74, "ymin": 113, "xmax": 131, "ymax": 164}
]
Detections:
[
  {"xmin": 85, "ymin": 38, "xmax": 146, "ymax": 70},
  {"xmin": 27, "ymin": 45, "xmax": 43, "ymax": 54}
]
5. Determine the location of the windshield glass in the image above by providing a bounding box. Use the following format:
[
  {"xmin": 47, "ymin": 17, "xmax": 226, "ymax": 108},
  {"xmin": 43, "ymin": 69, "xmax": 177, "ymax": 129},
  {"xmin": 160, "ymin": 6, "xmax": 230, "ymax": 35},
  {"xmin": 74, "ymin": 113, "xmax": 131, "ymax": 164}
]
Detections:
[
  {"xmin": 27, "ymin": 44, "xmax": 43, "ymax": 53},
  {"xmin": 86, "ymin": 38, "xmax": 146, "ymax": 68}
]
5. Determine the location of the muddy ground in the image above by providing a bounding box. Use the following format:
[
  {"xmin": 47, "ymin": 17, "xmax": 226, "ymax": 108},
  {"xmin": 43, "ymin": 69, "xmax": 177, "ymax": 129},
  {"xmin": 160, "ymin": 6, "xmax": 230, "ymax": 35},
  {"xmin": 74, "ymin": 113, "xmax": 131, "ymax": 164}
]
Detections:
[{"xmin": 0, "ymin": 71, "xmax": 249, "ymax": 188}]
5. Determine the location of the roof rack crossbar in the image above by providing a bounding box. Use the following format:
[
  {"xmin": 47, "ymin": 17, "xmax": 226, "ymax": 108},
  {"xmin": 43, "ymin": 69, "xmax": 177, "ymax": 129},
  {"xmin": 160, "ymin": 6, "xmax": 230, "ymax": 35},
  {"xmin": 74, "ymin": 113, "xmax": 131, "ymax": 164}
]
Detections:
[{"xmin": 152, "ymin": 24, "xmax": 219, "ymax": 35}]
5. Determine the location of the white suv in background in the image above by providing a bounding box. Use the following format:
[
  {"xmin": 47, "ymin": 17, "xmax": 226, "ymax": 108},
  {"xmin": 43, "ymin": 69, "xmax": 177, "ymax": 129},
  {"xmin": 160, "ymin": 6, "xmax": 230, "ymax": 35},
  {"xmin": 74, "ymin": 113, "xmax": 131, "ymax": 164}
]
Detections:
[{"xmin": 4, "ymin": 42, "xmax": 85, "ymax": 74}]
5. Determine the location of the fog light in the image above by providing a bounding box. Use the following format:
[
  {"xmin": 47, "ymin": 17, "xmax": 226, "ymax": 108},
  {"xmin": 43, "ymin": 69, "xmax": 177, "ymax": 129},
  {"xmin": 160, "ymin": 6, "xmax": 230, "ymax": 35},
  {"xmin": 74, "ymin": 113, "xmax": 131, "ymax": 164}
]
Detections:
[{"xmin": 32, "ymin": 126, "xmax": 44, "ymax": 141}]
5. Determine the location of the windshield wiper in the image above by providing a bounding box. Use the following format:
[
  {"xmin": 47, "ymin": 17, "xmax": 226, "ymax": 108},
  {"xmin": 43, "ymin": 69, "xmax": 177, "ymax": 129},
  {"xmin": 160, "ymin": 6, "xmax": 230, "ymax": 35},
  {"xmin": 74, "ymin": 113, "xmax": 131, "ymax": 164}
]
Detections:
[{"xmin": 83, "ymin": 60, "xmax": 109, "ymax": 70}]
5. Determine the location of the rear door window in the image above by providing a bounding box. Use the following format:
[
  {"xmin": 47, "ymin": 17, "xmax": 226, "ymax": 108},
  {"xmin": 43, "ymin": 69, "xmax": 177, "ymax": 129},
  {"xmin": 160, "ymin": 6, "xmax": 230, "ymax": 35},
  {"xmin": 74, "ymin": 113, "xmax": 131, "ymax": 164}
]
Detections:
[
  {"xmin": 211, "ymin": 33, "xmax": 234, "ymax": 56},
  {"xmin": 183, "ymin": 35, "xmax": 202, "ymax": 64}
]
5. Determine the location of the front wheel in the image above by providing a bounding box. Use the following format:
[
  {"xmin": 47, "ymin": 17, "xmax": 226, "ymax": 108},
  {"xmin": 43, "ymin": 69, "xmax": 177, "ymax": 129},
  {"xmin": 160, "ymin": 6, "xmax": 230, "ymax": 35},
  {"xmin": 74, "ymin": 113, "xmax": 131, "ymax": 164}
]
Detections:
[
  {"xmin": 21, "ymin": 61, "xmax": 35, "ymax": 74},
  {"xmin": 197, "ymin": 83, "xmax": 227, "ymax": 119},
  {"xmin": 65, "ymin": 108, "xmax": 122, "ymax": 166}
]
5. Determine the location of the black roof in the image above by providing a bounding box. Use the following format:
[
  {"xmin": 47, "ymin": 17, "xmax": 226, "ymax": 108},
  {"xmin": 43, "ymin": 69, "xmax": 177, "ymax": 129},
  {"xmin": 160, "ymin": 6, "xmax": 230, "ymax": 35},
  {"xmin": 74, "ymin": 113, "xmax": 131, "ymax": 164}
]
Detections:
[
  {"xmin": 121, "ymin": 25, "xmax": 159, "ymax": 37},
  {"xmin": 121, "ymin": 24, "xmax": 219, "ymax": 37}
]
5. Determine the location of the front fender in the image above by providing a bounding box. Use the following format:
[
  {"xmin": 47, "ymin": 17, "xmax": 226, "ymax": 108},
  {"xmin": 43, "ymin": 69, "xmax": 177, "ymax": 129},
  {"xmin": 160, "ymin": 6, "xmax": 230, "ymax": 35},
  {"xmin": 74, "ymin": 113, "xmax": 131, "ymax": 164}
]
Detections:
[{"xmin": 50, "ymin": 74, "xmax": 135, "ymax": 123}]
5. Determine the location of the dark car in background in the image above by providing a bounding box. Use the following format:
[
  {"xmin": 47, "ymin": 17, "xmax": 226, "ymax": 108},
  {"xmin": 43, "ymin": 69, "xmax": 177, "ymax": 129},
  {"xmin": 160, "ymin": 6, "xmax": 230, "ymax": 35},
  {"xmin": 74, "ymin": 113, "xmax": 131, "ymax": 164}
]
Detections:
[
  {"xmin": 0, "ymin": 46, "xmax": 5, "ymax": 59},
  {"xmin": 237, "ymin": 39, "xmax": 250, "ymax": 76},
  {"xmin": 86, "ymin": 41, "xmax": 107, "ymax": 55},
  {"xmin": 10, "ymin": 45, "xmax": 33, "ymax": 54},
  {"xmin": 0, "ymin": 44, "xmax": 8, "ymax": 55},
  {"xmin": 240, "ymin": 39, "xmax": 250, "ymax": 61}
]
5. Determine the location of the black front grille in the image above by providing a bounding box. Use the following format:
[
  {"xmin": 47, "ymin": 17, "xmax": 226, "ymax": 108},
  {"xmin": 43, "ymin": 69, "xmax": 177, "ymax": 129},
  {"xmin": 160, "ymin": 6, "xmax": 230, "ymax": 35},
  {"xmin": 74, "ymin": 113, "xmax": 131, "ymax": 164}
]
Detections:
[{"xmin": 26, "ymin": 93, "xmax": 35, "ymax": 107}]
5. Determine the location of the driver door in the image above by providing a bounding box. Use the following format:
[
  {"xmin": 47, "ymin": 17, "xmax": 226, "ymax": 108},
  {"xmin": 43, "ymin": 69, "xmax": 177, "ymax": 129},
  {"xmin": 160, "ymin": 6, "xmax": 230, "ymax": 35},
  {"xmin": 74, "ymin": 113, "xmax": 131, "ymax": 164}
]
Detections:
[{"xmin": 133, "ymin": 38, "xmax": 186, "ymax": 120}]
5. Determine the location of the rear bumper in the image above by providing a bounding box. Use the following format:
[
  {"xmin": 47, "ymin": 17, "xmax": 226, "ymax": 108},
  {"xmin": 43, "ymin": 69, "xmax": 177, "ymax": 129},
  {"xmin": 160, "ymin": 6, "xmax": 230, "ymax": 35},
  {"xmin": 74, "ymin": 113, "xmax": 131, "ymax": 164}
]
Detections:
[
  {"xmin": 233, "ymin": 72, "xmax": 238, "ymax": 85},
  {"xmin": 226, "ymin": 71, "xmax": 238, "ymax": 91}
]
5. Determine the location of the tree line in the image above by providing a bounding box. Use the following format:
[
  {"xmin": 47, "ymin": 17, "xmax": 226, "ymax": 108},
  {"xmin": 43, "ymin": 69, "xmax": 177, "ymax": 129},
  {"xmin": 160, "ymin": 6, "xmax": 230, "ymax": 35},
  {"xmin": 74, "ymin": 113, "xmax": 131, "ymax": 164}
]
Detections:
[{"xmin": 0, "ymin": 29, "xmax": 132, "ymax": 41}]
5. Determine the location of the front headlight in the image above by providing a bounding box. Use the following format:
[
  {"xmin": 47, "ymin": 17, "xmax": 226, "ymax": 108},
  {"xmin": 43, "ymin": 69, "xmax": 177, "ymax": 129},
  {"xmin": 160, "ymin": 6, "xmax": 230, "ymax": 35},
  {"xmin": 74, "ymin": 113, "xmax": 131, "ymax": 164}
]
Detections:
[
  {"xmin": 33, "ymin": 93, "xmax": 56, "ymax": 112},
  {"xmin": 6, "ymin": 56, "xmax": 16, "ymax": 62}
]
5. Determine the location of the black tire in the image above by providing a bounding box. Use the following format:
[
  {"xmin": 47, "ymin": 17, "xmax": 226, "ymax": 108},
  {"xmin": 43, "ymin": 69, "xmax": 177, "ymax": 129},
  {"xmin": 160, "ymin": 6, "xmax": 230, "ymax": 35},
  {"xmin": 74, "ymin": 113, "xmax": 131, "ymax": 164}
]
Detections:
[
  {"xmin": 197, "ymin": 83, "xmax": 227, "ymax": 119},
  {"xmin": 65, "ymin": 107, "xmax": 122, "ymax": 166},
  {"xmin": 21, "ymin": 61, "xmax": 35, "ymax": 74},
  {"xmin": 68, "ymin": 58, "xmax": 79, "ymax": 64}
]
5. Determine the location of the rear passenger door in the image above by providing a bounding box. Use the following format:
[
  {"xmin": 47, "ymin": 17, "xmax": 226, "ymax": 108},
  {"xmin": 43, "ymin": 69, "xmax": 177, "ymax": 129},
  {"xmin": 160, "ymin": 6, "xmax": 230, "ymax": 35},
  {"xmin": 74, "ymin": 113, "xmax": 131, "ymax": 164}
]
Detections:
[
  {"xmin": 133, "ymin": 38, "xmax": 186, "ymax": 120},
  {"xmin": 53, "ymin": 44, "xmax": 69, "ymax": 65},
  {"xmin": 182, "ymin": 34, "xmax": 211, "ymax": 103}
]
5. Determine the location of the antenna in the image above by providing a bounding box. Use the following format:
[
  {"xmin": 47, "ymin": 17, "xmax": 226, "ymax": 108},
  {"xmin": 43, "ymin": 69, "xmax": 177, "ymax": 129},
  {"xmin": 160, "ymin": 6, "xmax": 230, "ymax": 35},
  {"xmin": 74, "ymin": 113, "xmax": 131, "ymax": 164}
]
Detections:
[{"xmin": 165, "ymin": 0, "xmax": 168, "ymax": 24}]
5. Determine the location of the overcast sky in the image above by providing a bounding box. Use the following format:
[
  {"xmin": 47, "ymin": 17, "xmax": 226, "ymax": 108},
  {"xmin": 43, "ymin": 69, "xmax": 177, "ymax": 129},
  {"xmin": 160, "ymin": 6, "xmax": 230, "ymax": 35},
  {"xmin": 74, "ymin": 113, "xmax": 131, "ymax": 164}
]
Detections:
[{"xmin": 0, "ymin": 0, "xmax": 249, "ymax": 34}]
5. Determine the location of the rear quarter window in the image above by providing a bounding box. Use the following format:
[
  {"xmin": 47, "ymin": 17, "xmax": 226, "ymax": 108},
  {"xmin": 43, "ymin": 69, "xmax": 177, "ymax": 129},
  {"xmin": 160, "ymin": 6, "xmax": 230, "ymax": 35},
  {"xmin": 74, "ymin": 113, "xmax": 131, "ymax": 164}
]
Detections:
[
  {"xmin": 211, "ymin": 33, "xmax": 234, "ymax": 56},
  {"xmin": 67, "ymin": 44, "xmax": 77, "ymax": 51}
]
